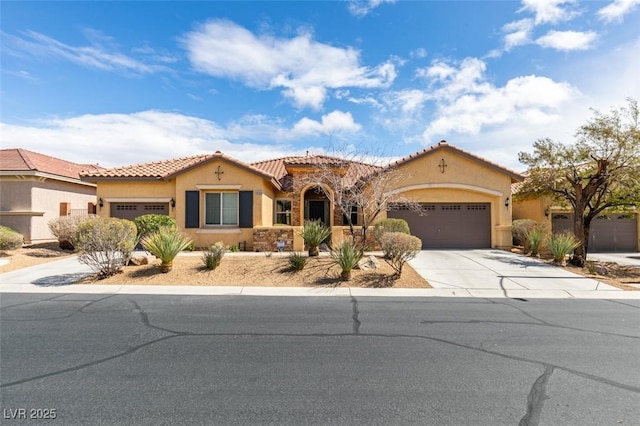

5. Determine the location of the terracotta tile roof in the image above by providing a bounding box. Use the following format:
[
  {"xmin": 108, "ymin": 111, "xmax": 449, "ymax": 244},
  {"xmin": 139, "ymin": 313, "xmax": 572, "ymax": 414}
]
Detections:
[
  {"xmin": 388, "ymin": 141, "xmax": 524, "ymax": 183},
  {"xmin": 251, "ymin": 155, "xmax": 382, "ymax": 190},
  {"xmin": 0, "ymin": 148, "xmax": 103, "ymax": 180},
  {"xmin": 80, "ymin": 151, "xmax": 283, "ymax": 189}
]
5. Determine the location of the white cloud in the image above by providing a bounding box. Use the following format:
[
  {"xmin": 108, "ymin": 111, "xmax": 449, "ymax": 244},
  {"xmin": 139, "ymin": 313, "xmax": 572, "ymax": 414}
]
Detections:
[
  {"xmin": 1, "ymin": 30, "xmax": 169, "ymax": 75},
  {"xmin": 535, "ymin": 30, "xmax": 598, "ymax": 51},
  {"xmin": 0, "ymin": 110, "xmax": 364, "ymax": 167},
  {"xmin": 597, "ymin": 0, "xmax": 640, "ymax": 23},
  {"xmin": 518, "ymin": 0, "xmax": 578, "ymax": 25},
  {"xmin": 410, "ymin": 48, "xmax": 427, "ymax": 59},
  {"xmin": 420, "ymin": 58, "xmax": 578, "ymax": 140},
  {"xmin": 181, "ymin": 19, "xmax": 396, "ymax": 110},
  {"xmin": 502, "ymin": 19, "xmax": 534, "ymax": 50},
  {"xmin": 347, "ymin": 0, "xmax": 398, "ymax": 17},
  {"xmin": 292, "ymin": 110, "xmax": 362, "ymax": 136}
]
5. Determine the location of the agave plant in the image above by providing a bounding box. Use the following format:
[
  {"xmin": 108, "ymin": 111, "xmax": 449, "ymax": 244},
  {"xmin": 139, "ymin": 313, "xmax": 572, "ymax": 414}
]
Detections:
[
  {"xmin": 548, "ymin": 232, "xmax": 580, "ymax": 265},
  {"xmin": 141, "ymin": 227, "xmax": 193, "ymax": 273},
  {"xmin": 300, "ymin": 220, "xmax": 331, "ymax": 256},
  {"xmin": 330, "ymin": 239, "xmax": 364, "ymax": 281}
]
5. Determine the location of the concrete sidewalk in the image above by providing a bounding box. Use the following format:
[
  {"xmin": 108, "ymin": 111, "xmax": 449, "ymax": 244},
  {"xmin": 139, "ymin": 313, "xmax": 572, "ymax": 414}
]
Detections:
[{"xmin": 1, "ymin": 252, "xmax": 639, "ymax": 299}]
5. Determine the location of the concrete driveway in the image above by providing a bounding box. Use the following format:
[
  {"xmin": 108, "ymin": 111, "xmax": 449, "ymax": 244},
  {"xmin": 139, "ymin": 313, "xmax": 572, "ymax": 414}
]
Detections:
[
  {"xmin": 587, "ymin": 252, "xmax": 640, "ymax": 267},
  {"xmin": 408, "ymin": 250, "xmax": 621, "ymax": 294}
]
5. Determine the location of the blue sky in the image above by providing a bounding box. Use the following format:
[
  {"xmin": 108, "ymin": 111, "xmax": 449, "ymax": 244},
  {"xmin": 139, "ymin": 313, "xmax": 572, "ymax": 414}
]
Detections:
[{"xmin": 1, "ymin": 0, "xmax": 639, "ymax": 171}]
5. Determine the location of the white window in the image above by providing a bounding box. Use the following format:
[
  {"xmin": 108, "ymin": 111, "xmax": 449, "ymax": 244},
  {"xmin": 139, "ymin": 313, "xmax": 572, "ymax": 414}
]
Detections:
[
  {"xmin": 205, "ymin": 192, "xmax": 238, "ymax": 226},
  {"xmin": 275, "ymin": 199, "xmax": 292, "ymax": 225}
]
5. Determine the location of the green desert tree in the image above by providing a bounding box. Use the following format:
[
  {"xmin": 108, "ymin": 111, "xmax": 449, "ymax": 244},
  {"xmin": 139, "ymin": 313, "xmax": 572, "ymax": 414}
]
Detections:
[{"xmin": 518, "ymin": 98, "xmax": 640, "ymax": 266}]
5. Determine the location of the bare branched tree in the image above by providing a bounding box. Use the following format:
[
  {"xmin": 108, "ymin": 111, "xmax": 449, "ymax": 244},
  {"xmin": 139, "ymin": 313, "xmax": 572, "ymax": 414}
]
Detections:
[{"xmin": 295, "ymin": 149, "xmax": 424, "ymax": 249}]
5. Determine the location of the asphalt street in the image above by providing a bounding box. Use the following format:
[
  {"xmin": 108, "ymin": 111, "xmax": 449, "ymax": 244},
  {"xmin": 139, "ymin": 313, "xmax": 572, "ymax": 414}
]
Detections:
[{"xmin": 1, "ymin": 294, "xmax": 639, "ymax": 425}]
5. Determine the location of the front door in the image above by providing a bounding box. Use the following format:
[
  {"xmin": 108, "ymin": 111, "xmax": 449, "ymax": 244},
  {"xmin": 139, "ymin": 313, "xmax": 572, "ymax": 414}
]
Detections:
[{"xmin": 308, "ymin": 200, "xmax": 328, "ymax": 226}]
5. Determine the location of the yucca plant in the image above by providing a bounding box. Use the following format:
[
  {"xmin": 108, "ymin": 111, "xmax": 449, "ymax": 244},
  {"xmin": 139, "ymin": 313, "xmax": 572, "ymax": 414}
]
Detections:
[
  {"xmin": 202, "ymin": 242, "xmax": 226, "ymax": 270},
  {"xmin": 525, "ymin": 227, "xmax": 546, "ymax": 257},
  {"xmin": 548, "ymin": 232, "xmax": 580, "ymax": 265},
  {"xmin": 330, "ymin": 239, "xmax": 364, "ymax": 281},
  {"xmin": 288, "ymin": 252, "xmax": 307, "ymax": 271},
  {"xmin": 300, "ymin": 220, "xmax": 331, "ymax": 256},
  {"xmin": 141, "ymin": 227, "xmax": 193, "ymax": 273}
]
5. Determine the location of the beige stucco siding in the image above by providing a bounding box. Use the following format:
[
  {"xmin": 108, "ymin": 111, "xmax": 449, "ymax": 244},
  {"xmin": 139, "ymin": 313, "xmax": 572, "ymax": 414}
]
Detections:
[
  {"xmin": 382, "ymin": 148, "xmax": 516, "ymax": 248},
  {"xmin": 97, "ymin": 180, "xmax": 176, "ymax": 219}
]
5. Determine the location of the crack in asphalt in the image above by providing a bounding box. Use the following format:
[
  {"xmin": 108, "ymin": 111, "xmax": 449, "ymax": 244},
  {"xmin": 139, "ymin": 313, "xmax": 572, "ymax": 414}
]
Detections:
[
  {"xmin": 351, "ymin": 296, "xmax": 361, "ymax": 335},
  {"xmin": 606, "ymin": 300, "xmax": 640, "ymax": 310},
  {"xmin": 1, "ymin": 295, "xmax": 116, "ymax": 322},
  {"xmin": 0, "ymin": 294, "xmax": 69, "ymax": 311},
  {"xmin": 519, "ymin": 366, "xmax": 554, "ymax": 426},
  {"xmin": 2, "ymin": 296, "xmax": 639, "ymax": 398}
]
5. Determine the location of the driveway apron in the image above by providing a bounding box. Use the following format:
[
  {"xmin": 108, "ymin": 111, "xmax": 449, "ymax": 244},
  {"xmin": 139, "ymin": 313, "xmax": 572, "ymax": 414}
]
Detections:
[{"xmin": 408, "ymin": 250, "xmax": 620, "ymax": 292}]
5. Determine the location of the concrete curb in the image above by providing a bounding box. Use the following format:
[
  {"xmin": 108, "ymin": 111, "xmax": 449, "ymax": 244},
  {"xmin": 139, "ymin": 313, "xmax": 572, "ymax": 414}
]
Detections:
[{"xmin": 1, "ymin": 283, "xmax": 640, "ymax": 299}]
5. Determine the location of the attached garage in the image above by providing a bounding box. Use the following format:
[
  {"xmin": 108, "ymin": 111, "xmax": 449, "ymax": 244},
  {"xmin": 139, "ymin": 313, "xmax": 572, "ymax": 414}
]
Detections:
[
  {"xmin": 110, "ymin": 202, "xmax": 169, "ymax": 221},
  {"xmin": 552, "ymin": 213, "xmax": 638, "ymax": 252},
  {"xmin": 388, "ymin": 203, "xmax": 491, "ymax": 249}
]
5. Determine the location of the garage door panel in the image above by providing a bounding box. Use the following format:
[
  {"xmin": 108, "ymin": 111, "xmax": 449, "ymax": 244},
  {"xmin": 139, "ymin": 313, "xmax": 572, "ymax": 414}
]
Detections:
[
  {"xmin": 552, "ymin": 213, "xmax": 637, "ymax": 252},
  {"xmin": 111, "ymin": 203, "xmax": 169, "ymax": 221},
  {"xmin": 388, "ymin": 203, "xmax": 491, "ymax": 249}
]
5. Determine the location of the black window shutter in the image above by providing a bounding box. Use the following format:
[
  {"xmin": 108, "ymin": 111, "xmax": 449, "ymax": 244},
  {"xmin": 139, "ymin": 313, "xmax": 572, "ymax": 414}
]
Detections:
[
  {"xmin": 185, "ymin": 191, "xmax": 200, "ymax": 228},
  {"xmin": 239, "ymin": 191, "xmax": 253, "ymax": 228}
]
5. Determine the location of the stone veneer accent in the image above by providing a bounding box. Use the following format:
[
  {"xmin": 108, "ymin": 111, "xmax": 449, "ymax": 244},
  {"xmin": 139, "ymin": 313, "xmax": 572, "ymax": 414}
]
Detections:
[{"xmin": 253, "ymin": 227, "xmax": 294, "ymax": 252}]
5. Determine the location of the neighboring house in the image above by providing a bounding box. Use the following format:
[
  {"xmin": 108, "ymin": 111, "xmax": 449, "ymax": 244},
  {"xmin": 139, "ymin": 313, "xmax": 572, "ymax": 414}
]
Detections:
[
  {"xmin": 0, "ymin": 148, "xmax": 102, "ymax": 244},
  {"xmin": 80, "ymin": 141, "xmax": 523, "ymax": 251},
  {"xmin": 513, "ymin": 191, "xmax": 639, "ymax": 252}
]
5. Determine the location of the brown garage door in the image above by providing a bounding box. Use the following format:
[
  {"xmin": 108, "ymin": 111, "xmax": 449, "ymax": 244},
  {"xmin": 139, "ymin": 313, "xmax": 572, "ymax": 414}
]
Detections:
[
  {"xmin": 552, "ymin": 213, "xmax": 637, "ymax": 252},
  {"xmin": 110, "ymin": 203, "xmax": 169, "ymax": 222},
  {"xmin": 388, "ymin": 203, "xmax": 491, "ymax": 249}
]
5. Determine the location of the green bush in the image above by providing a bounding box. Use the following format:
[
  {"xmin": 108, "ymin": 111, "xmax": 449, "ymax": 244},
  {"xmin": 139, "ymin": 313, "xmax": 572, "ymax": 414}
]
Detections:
[
  {"xmin": 380, "ymin": 232, "xmax": 422, "ymax": 278},
  {"xmin": 48, "ymin": 215, "xmax": 95, "ymax": 249},
  {"xmin": 512, "ymin": 219, "xmax": 537, "ymax": 248},
  {"xmin": 525, "ymin": 227, "xmax": 546, "ymax": 257},
  {"xmin": 134, "ymin": 214, "xmax": 176, "ymax": 239},
  {"xmin": 330, "ymin": 240, "xmax": 364, "ymax": 281},
  {"xmin": 74, "ymin": 217, "xmax": 137, "ymax": 278},
  {"xmin": 547, "ymin": 232, "xmax": 580, "ymax": 264},
  {"xmin": 288, "ymin": 252, "xmax": 307, "ymax": 271},
  {"xmin": 0, "ymin": 226, "xmax": 23, "ymax": 250},
  {"xmin": 141, "ymin": 227, "xmax": 193, "ymax": 273},
  {"xmin": 300, "ymin": 220, "xmax": 331, "ymax": 256},
  {"xmin": 202, "ymin": 242, "xmax": 226, "ymax": 270},
  {"xmin": 372, "ymin": 218, "xmax": 410, "ymax": 243}
]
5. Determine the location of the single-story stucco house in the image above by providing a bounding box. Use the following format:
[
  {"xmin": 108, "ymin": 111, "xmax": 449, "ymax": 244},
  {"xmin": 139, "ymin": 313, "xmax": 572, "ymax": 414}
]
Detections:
[
  {"xmin": 513, "ymin": 192, "xmax": 639, "ymax": 252},
  {"xmin": 80, "ymin": 141, "xmax": 523, "ymax": 252},
  {"xmin": 0, "ymin": 148, "xmax": 102, "ymax": 244}
]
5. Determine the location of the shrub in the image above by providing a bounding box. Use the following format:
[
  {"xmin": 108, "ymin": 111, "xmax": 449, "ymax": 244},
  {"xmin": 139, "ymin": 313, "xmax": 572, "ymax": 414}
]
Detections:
[
  {"xmin": 228, "ymin": 244, "xmax": 240, "ymax": 252},
  {"xmin": 300, "ymin": 220, "xmax": 331, "ymax": 256},
  {"xmin": 525, "ymin": 227, "xmax": 546, "ymax": 257},
  {"xmin": 134, "ymin": 214, "xmax": 176, "ymax": 239},
  {"xmin": 512, "ymin": 219, "xmax": 537, "ymax": 248},
  {"xmin": 547, "ymin": 232, "xmax": 580, "ymax": 265},
  {"xmin": 372, "ymin": 218, "xmax": 410, "ymax": 243},
  {"xmin": 0, "ymin": 226, "xmax": 23, "ymax": 250},
  {"xmin": 288, "ymin": 252, "xmax": 307, "ymax": 271},
  {"xmin": 330, "ymin": 240, "xmax": 364, "ymax": 281},
  {"xmin": 74, "ymin": 217, "xmax": 137, "ymax": 278},
  {"xmin": 202, "ymin": 242, "xmax": 226, "ymax": 270},
  {"xmin": 141, "ymin": 227, "xmax": 193, "ymax": 273},
  {"xmin": 380, "ymin": 232, "xmax": 422, "ymax": 278},
  {"xmin": 48, "ymin": 215, "xmax": 95, "ymax": 249}
]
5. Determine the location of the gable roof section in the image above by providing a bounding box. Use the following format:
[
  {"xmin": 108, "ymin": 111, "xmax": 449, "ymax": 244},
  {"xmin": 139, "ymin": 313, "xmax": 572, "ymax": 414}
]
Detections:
[
  {"xmin": 388, "ymin": 141, "xmax": 524, "ymax": 183},
  {"xmin": 251, "ymin": 155, "xmax": 382, "ymax": 190},
  {"xmin": 81, "ymin": 151, "xmax": 283, "ymax": 190},
  {"xmin": 0, "ymin": 148, "xmax": 103, "ymax": 182}
]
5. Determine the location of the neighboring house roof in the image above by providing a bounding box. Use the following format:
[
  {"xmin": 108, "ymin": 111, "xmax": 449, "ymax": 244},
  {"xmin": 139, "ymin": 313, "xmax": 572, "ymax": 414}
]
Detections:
[
  {"xmin": 81, "ymin": 151, "xmax": 283, "ymax": 189},
  {"xmin": 0, "ymin": 148, "xmax": 103, "ymax": 182},
  {"xmin": 388, "ymin": 141, "xmax": 524, "ymax": 183}
]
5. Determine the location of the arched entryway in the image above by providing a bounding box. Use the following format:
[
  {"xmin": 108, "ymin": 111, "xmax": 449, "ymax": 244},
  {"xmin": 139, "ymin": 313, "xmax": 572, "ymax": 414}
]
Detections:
[{"xmin": 302, "ymin": 186, "xmax": 331, "ymax": 227}]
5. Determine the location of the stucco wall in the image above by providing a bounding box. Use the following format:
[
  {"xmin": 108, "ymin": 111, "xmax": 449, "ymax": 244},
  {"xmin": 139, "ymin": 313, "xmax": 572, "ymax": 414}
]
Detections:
[
  {"xmin": 382, "ymin": 147, "xmax": 516, "ymax": 249},
  {"xmin": 0, "ymin": 177, "xmax": 96, "ymax": 243}
]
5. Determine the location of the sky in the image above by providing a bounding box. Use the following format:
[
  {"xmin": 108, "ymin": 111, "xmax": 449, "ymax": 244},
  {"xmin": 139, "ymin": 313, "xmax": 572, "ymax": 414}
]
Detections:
[{"xmin": 1, "ymin": 0, "xmax": 639, "ymax": 172}]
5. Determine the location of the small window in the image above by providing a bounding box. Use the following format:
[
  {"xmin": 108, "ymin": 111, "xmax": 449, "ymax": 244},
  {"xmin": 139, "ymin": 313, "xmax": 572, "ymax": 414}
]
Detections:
[
  {"xmin": 343, "ymin": 205, "xmax": 358, "ymax": 226},
  {"xmin": 275, "ymin": 199, "xmax": 292, "ymax": 225},
  {"xmin": 205, "ymin": 192, "xmax": 238, "ymax": 226}
]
